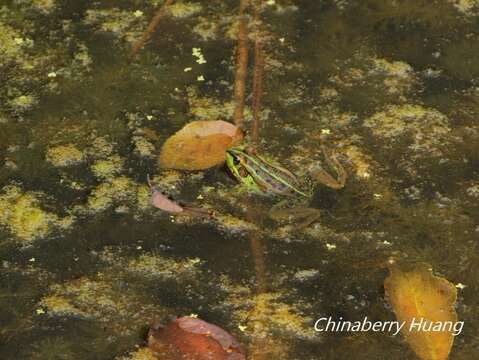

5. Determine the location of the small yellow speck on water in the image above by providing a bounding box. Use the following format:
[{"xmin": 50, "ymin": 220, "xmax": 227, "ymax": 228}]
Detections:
[
  {"xmin": 196, "ymin": 194, "xmax": 204, "ymax": 200},
  {"xmin": 47, "ymin": 72, "xmax": 57, "ymax": 78},
  {"xmin": 136, "ymin": 246, "xmax": 142, "ymax": 250},
  {"xmin": 197, "ymin": 75, "xmax": 205, "ymax": 81},
  {"xmin": 238, "ymin": 325, "xmax": 247, "ymax": 332},
  {"xmin": 321, "ymin": 128, "xmax": 331, "ymax": 135},
  {"xmin": 266, "ymin": 0, "xmax": 275, "ymax": 5},
  {"xmin": 279, "ymin": 37, "xmax": 285, "ymax": 43},
  {"xmin": 133, "ymin": 10, "xmax": 144, "ymax": 17},
  {"xmin": 456, "ymin": 283, "xmax": 467, "ymax": 290},
  {"xmin": 189, "ymin": 313, "xmax": 199, "ymax": 318},
  {"xmin": 146, "ymin": 115, "xmax": 153, "ymax": 120},
  {"xmin": 373, "ymin": 193, "xmax": 382, "ymax": 199},
  {"xmin": 36, "ymin": 308, "xmax": 45, "ymax": 315},
  {"xmin": 14, "ymin": 37, "xmax": 24, "ymax": 45},
  {"xmin": 326, "ymin": 243, "xmax": 336, "ymax": 251},
  {"xmin": 29, "ymin": 258, "xmax": 35, "ymax": 262},
  {"xmin": 184, "ymin": 67, "xmax": 192, "ymax": 72},
  {"xmin": 192, "ymin": 47, "xmax": 206, "ymax": 64}
]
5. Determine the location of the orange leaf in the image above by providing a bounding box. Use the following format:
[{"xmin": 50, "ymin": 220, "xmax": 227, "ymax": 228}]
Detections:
[
  {"xmin": 384, "ymin": 263, "xmax": 458, "ymax": 360},
  {"xmin": 158, "ymin": 120, "xmax": 243, "ymax": 170}
]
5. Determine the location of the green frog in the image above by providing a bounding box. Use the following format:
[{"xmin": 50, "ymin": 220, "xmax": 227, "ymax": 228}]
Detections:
[{"xmin": 225, "ymin": 145, "xmax": 347, "ymax": 228}]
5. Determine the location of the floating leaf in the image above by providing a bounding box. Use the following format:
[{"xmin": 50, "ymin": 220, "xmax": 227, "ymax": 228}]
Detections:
[
  {"xmin": 147, "ymin": 175, "xmax": 213, "ymax": 217},
  {"xmin": 384, "ymin": 263, "xmax": 458, "ymax": 360},
  {"xmin": 159, "ymin": 120, "xmax": 243, "ymax": 170},
  {"xmin": 148, "ymin": 316, "xmax": 246, "ymax": 359},
  {"xmin": 150, "ymin": 189, "xmax": 184, "ymax": 213}
]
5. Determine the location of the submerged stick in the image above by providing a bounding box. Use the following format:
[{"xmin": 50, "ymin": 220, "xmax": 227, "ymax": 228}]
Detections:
[
  {"xmin": 130, "ymin": 0, "xmax": 175, "ymax": 59},
  {"xmin": 251, "ymin": 1, "xmax": 264, "ymax": 143},
  {"xmin": 232, "ymin": 0, "xmax": 250, "ymax": 127}
]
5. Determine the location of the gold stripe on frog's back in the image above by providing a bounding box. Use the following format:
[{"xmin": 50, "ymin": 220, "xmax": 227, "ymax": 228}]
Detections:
[{"xmin": 244, "ymin": 152, "xmax": 307, "ymax": 197}]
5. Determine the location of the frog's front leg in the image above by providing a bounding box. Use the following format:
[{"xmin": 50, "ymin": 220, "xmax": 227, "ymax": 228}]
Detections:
[
  {"xmin": 268, "ymin": 200, "xmax": 321, "ymax": 229},
  {"xmin": 310, "ymin": 145, "xmax": 347, "ymax": 189}
]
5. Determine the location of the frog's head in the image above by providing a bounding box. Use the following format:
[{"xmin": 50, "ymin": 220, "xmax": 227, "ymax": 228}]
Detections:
[{"xmin": 225, "ymin": 146, "xmax": 261, "ymax": 191}]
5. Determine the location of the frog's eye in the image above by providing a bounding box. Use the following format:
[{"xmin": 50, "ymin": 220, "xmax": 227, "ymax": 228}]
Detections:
[{"xmin": 232, "ymin": 156, "xmax": 241, "ymax": 166}]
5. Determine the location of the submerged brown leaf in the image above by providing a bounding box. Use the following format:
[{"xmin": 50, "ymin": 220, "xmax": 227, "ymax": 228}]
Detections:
[
  {"xmin": 150, "ymin": 190, "xmax": 184, "ymax": 213},
  {"xmin": 384, "ymin": 263, "xmax": 458, "ymax": 360},
  {"xmin": 148, "ymin": 316, "xmax": 246, "ymax": 359},
  {"xmin": 158, "ymin": 120, "xmax": 243, "ymax": 170}
]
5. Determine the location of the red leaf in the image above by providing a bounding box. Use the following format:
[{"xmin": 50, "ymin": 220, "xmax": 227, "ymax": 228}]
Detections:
[{"xmin": 148, "ymin": 316, "xmax": 246, "ymax": 360}]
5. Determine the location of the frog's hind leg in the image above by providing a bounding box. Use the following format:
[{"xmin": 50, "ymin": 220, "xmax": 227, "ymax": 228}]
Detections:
[
  {"xmin": 310, "ymin": 145, "xmax": 347, "ymax": 189},
  {"xmin": 269, "ymin": 206, "xmax": 321, "ymax": 229}
]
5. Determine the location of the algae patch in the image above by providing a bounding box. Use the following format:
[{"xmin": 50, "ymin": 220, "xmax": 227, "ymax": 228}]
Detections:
[
  {"xmin": 227, "ymin": 290, "xmax": 314, "ymax": 359},
  {"xmin": 0, "ymin": 186, "xmax": 74, "ymax": 244},
  {"xmin": 187, "ymin": 87, "xmax": 241, "ymax": 121},
  {"xmin": 39, "ymin": 274, "xmax": 167, "ymax": 335},
  {"xmin": 32, "ymin": 0, "xmax": 57, "ymax": 13},
  {"xmin": 371, "ymin": 58, "xmax": 416, "ymax": 96},
  {"xmin": 90, "ymin": 155, "xmax": 125, "ymax": 179},
  {"xmin": 168, "ymin": 2, "xmax": 203, "ymax": 18},
  {"xmin": 0, "ymin": 22, "xmax": 28, "ymax": 62},
  {"xmin": 8, "ymin": 94, "xmax": 38, "ymax": 111},
  {"xmin": 448, "ymin": 0, "xmax": 479, "ymax": 15},
  {"xmin": 85, "ymin": 177, "xmax": 137, "ymax": 214},
  {"xmin": 45, "ymin": 144, "xmax": 85, "ymax": 167},
  {"xmin": 132, "ymin": 136, "xmax": 155, "ymax": 158},
  {"xmin": 127, "ymin": 254, "xmax": 202, "ymax": 280},
  {"xmin": 116, "ymin": 347, "xmax": 157, "ymax": 360},
  {"xmin": 363, "ymin": 104, "xmax": 451, "ymax": 158},
  {"xmin": 84, "ymin": 8, "xmax": 146, "ymax": 43}
]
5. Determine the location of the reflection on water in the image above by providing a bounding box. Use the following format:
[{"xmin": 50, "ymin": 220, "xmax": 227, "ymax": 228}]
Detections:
[{"xmin": 1, "ymin": 0, "xmax": 479, "ymax": 359}]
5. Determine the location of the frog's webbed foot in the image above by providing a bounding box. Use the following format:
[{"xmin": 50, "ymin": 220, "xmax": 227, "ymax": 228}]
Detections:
[
  {"xmin": 310, "ymin": 145, "xmax": 347, "ymax": 189},
  {"xmin": 269, "ymin": 207, "xmax": 321, "ymax": 229}
]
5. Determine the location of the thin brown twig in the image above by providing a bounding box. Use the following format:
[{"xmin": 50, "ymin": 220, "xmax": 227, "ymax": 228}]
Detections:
[
  {"xmin": 251, "ymin": 1, "xmax": 264, "ymax": 143},
  {"xmin": 130, "ymin": 0, "xmax": 175, "ymax": 60},
  {"xmin": 249, "ymin": 233, "xmax": 267, "ymax": 293},
  {"xmin": 232, "ymin": 0, "xmax": 250, "ymax": 127}
]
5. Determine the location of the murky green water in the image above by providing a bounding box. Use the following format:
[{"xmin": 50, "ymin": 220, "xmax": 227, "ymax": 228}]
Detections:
[{"xmin": 1, "ymin": 0, "xmax": 479, "ymax": 359}]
